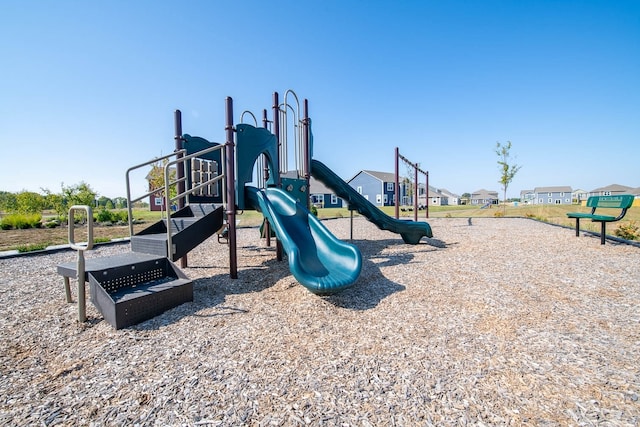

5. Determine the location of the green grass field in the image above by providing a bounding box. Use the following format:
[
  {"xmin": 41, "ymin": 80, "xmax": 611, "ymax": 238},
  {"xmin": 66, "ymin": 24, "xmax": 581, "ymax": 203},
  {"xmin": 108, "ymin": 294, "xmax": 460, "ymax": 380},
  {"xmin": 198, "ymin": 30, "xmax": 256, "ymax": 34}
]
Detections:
[
  {"xmin": 240, "ymin": 203, "xmax": 639, "ymax": 237},
  {"xmin": 1, "ymin": 203, "xmax": 637, "ymax": 253}
]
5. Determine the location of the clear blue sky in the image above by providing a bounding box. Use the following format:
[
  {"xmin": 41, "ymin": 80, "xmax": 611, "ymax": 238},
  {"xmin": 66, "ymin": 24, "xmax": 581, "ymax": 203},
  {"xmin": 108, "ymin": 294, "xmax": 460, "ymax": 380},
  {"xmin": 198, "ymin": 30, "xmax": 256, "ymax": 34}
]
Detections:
[{"xmin": 1, "ymin": 0, "xmax": 638, "ymax": 199}]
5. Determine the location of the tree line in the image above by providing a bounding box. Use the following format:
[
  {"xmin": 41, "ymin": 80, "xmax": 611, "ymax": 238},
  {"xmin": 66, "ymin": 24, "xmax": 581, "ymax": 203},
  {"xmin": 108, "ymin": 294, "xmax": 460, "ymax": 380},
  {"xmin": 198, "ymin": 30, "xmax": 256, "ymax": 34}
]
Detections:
[{"xmin": 0, "ymin": 182, "xmax": 142, "ymax": 217}]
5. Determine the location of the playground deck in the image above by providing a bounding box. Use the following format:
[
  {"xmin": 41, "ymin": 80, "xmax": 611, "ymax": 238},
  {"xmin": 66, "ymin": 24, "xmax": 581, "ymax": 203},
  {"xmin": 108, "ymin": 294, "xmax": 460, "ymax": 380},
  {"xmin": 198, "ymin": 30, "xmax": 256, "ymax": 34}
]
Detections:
[{"xmin": 1, "ymin": 217, "xmax": 639, "ymax": 425}]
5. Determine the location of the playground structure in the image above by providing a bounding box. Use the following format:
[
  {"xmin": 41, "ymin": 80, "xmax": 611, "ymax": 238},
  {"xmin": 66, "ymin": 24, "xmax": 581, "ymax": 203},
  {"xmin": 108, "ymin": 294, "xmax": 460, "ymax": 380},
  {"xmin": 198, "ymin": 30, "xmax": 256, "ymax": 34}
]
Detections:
[
  {"xmin": 57, "ymin": 90, "xmax": 433, "ymax": 328},
  {"xmin": 395, "ymin": 148, "xmax": 429, "ymax": 221}
]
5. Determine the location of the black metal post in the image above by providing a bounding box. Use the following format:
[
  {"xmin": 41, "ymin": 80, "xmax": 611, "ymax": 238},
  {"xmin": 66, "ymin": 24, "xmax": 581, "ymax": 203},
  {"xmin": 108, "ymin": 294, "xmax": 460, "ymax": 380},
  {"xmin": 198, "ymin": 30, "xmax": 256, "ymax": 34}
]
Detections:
[
  {"xmin": 303, "ymin": 99, "xmax": 310, "ymax": 210},
  {"xmin": 273, "ymin": 92, "xmax": 283, "ymax": 261},
  {"xmin": 174, "ymin": 110, "xmax": 188, "ymax": 268},
  {"xmin": 225, "ymin": 97, "xmax": 237, "ymax": 279},
  {"xmin": 262, "ymin": 108, "xmax": 271, "ymax": 247},
  {"xmin": 426, "ymin": 171, "xmax": 429, "ymax": 219},
  {"xmin": 413, "ymin": 162, "xmax": 418, "ymax": 222},
  {"xmin": 395, "ymin": 147, "xmax": 400, "ymax": 219}
]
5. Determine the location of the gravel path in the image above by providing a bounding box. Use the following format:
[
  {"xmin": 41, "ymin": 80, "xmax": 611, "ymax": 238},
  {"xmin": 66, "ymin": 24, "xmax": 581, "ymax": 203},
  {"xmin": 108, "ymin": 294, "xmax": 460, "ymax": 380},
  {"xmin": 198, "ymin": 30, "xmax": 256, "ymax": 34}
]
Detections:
[{"xmin": 1, "ymin": 217, "xmax": 639, "ymax": 426}]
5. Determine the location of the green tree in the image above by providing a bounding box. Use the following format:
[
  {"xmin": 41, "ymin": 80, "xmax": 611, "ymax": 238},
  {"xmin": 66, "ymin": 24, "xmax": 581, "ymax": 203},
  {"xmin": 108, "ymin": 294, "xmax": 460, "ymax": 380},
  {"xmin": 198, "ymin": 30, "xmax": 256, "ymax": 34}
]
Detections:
[
  {"xmin": 16, "ymin": 191, "xmax": 45, "ymax": 214},
  {"xmin": 97, "ymin": 196, "xmax": 113, "ymax": 208},
  {"xmin": 148, "ymin": 160, "xmax": 177, "ymax": 211},
  {"xmin": 61, "ymin": 181, "xmax": 97, "ymax": 207},
  {"xmin": 113, "ymin": 197, "xmax": 128, "ymax": 209},
  {"xmin": 42, "ymin": 189, "xmax": 66, "ymax": 217},
  {"xmin": 495, "ymin": 141, "xmax": 522, "ymax": 215},
  {"xmin": 0, "ymin": 191, "xmax": 17, "ymax": 212}
]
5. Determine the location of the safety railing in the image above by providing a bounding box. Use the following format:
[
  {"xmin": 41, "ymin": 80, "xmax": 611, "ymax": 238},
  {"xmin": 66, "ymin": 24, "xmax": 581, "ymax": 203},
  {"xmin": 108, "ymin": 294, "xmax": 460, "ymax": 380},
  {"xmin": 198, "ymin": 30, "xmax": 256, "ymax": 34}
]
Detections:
[
  {"xmin": 162, "ymin": 144, "xmax": 226, "ymax": 259},
  {"xmin": 125, "ymin": 150, "xmax": 187, "ymax": 237},
  {"xmin": 67, "ymin": 205, "xmax": 94, "ymax": 322},
  {"xmin": 125, "ymin": 144, "xmax": 226, "ymax": 259}
]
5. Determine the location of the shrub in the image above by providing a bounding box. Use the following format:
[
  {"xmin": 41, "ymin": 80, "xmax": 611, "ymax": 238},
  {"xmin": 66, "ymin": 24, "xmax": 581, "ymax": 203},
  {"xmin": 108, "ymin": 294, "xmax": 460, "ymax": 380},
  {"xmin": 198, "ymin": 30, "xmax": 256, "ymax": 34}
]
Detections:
[
  {"xmin": 44, "ymin": 219, "xmax": 60, "ymax": 228},
  {"xmin": 96, "ymin": 208, "xmax": 116, "ymax": 223},
  {"xmin": 114, "ymin": 210, "xmax": 129, "ymax": 223},
  {"xmin": 0, "ymin": 213, "xmax": 42, "ymax": 229},
  {"xmin": 310, "ymin": 206, "xmax": 318, "ymax": 216},
  {"xmin": 614, "ymin": 221, "xmax": 639, "ymax": 241},
  {"xmin": 16, "ymin": 243, "xmax": 48, "ymax": 253}
]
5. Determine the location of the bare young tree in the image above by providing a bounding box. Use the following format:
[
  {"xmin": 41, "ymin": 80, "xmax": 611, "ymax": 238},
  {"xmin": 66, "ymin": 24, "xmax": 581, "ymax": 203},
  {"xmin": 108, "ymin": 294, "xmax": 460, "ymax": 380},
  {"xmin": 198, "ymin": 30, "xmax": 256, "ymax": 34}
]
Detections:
[{"xmin": 496, "ymin": 141, "xmax": 521, "ymax": 215}]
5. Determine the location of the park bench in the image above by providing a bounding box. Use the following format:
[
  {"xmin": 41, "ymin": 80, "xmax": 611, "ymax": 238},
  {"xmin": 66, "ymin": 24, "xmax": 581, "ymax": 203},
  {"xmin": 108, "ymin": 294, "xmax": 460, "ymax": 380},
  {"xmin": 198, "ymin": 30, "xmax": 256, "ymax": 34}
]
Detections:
[{"xmin": 566, "ymin": 195, "xmax": 634, "ymax": 245}]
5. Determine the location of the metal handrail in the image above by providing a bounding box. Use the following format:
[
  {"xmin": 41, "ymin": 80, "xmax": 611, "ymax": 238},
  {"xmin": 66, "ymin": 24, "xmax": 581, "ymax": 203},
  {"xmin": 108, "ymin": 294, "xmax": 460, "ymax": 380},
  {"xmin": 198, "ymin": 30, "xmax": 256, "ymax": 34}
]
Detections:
[
  {"xmin": 162, "ymin": 143, "xmax": 226, "ymax": 259},
  {"xmin": 67, "ymin": 205, "xmax": 94, "ymax": 323},
  {"xmin": 125, "ymin": 150, "xmax": 186, "ymax": 236}
]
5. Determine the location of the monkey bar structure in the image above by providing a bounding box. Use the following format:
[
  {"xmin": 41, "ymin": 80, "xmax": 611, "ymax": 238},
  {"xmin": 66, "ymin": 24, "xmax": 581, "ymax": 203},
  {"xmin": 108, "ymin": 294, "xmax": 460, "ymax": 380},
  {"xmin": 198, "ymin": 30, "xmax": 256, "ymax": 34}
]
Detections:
[{"xmin": 394, "ymin": 147, "xmax": 429, "ymax": 221}]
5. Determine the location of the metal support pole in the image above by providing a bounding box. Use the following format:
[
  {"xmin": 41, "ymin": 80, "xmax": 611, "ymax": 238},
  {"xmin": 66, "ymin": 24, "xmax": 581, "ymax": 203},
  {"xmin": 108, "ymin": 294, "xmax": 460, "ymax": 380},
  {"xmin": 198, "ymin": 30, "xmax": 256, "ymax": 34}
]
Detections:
[
  {"xmin": 425, "ymin": 171, "xmax": 429, "ymax": 219},
  {"xmin": 174, "ymin": 110, "xmax": 187, "ymax": 268},
  {"xmin": 303, "ymin": 99, "xmax": 310, "ymax": 209},
  {"xmin": 68, "ymin": 205, "xmax": 94, "ymax": 323},
  {"xmin": 273, "ymin": 92, "xmax": 283, "ymax": 261},
  {"xmin": 350, "ymin": 209, "xmax": 354, "ymax": 240},
  {"xmin": 262, "ymin": 108, "xmax": 271, "ymax": 247},
  {"xmin": 225, "ymin": 97, "xmax": 238, "ymax": 279},
  {"xmin": 414, "ymin": 163, "xmax": 418, "ymax": 222},
  {"xmin": 395, "ymin": 147, "xmax": 400, "ymax": 219}
]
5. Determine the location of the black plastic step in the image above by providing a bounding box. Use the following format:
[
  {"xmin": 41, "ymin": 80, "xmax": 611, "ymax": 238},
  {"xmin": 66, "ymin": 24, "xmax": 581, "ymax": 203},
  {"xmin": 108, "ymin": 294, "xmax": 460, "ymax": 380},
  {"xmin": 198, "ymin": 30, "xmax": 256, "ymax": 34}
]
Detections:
[
  {"xmin": 131, "ymin": 203, "xmax": 224, "ymax": 261},
  {"xmin": 88, "ymin": 256, "xmax": 192, "ymax": 329}
]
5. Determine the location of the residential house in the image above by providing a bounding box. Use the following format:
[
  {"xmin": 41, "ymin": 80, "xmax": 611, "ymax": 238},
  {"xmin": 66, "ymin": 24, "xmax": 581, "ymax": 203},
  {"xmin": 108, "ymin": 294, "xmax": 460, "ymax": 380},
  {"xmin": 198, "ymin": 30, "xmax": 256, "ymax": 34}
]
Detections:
[
  {"xmin": 438, "ymin": 188, "xmax": 460, "ymax": 206},
  {"xmin": 520, "ymin": 190, "xmax": 535, "ymax": 204},
  {"xmin": 470, "ymin": 189, "xmax": 499, "ymax": 206},
  {"xmin": 309, "ymin": 177, "xmax": 343, "ymax": 208},
  {"xmin": 571, "ymin": 189, "xmax": 589, "ymax": 204},
  {"xmin": 416, "ymin": 184, "xmax": 450, "ymax": 207},
  {"xmin": 532, "ymin": 186, "xmax": 572, "ymax": 205},
  {"xmin": 589, "ymin": 184, "xmax": 635, "ymax": 197},
  {"xmin": 348, "ymin": 170, "xmax": 398, "ymax": 207}
]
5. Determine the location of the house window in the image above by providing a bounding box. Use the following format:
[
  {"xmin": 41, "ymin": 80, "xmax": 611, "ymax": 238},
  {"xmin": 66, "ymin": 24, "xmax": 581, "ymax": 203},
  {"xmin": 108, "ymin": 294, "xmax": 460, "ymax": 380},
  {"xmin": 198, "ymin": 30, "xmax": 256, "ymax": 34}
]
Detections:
[
  {"xmin": 386, "ymin": 182, "xmax": 394, "ymax": 191},
  {"xmin": 548, "ymin": 192, "xmax": 552, "ymax": 197},
  {"xmin": 383, "ymin": 194, "xmax": 388, "ymax": 204},
  {"xmin": 548, "ymin": 198, "xmax": 552, "ymax": 204},
  {"xmin": 154, "ymin": 197, "xmax": 163, "ymax": 206},
  {"xmin": 555, "ymin": 199, "xmax": 561, "ymax": 204},
  {"xmin": 376, "ymin": 194, "xmax": 382, "ymax": 204},
  {"xmin": 538, "ymin": 198, "xmax": 544, "ymax": 204},
  {"xmin": 603, "ymin": 191, "xmax": 611, "ymax": 196},
  {"xmin": 357, "ymin": 186, "xmax": 363, "ymax": 194},
  {"xmin": 331, "ymin": 194, "xmax": 338, "ymax": 205}
]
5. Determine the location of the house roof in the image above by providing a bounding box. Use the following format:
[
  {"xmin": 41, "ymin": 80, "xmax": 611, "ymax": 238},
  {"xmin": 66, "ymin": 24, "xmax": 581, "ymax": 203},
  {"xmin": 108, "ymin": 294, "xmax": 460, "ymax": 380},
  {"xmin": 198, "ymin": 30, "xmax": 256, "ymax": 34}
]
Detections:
[
  {"xmin": 309, "ymin": 177, "xmax": 333, "ymax": 195},
  {"xmin": 533, "ymin": 186, "xmax": 572, "ymax": 193},
  {"xmin": 437, "ymin": 188, "xmax": 459, "ymax": 198},
  {"xmin": 590, "ymin": 184, "xmax": 634, "ymax": 193},
  {"xmin": 471, "ymin": 189, "xmax": 498, "ymax": 198},
  {"xmin": 362, "ymin": 170, "xmax": 397, "ymax": 183}
]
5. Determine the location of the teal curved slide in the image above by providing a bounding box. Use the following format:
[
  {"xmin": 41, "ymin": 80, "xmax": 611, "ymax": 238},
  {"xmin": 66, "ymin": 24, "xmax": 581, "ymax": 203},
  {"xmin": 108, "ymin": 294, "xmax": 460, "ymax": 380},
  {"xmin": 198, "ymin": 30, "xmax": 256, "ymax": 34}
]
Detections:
[
  {"xmin": 245, "ymin": 186, "xmax": 362, "ymax": 294},
  {"xmin": 311, "ymin": 159, "xmax": 433, "ymax": 244}
]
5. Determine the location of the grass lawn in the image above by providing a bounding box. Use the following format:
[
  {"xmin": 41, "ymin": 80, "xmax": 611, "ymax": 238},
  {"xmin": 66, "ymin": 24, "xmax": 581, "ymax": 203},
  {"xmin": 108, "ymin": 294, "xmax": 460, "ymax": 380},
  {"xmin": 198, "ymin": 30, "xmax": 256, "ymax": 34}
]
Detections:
[{"xmin": 1, "ymin": 204, "xmax": 638, "ymax": 252}]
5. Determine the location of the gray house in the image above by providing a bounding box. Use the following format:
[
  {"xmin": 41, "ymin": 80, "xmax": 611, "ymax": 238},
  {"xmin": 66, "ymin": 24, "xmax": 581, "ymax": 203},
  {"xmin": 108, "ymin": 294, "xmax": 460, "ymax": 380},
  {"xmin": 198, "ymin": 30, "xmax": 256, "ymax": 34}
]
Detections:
[
  {"xmin": 532, "ymin": 186, "xmax": 572, "ymax": 205},
  {"xmin": 309, "ymin": 177, "xmax": 343, "ymax": 208},
  {"xmin": 471, "ymin": 189, "xmax": 499, "ymax": 206},
  {"xmin": 417, "ymin": 184, "xmax": 450, "ymax": 206},
  {"xmin": 589, "ymin": 184, "xmax": 635, "ymax": 197},
  {"xmin": 520, "ymin": 189, "xmax": 535, "ymax": 204},
  {"xmin": 438, "ymin": 188, "xmax": 460, "ymax": 206},
  {"xmin": 348, "ymin": 170, "xmax": 398, "ymax": 207}
]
